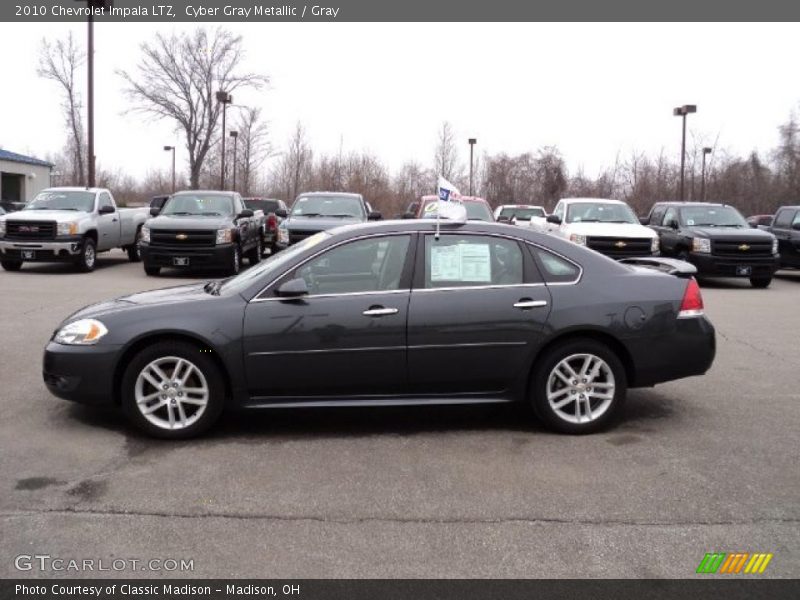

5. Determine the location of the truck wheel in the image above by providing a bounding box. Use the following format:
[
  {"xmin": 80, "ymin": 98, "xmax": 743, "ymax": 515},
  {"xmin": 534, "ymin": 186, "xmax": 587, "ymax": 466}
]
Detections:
[
  {"xmin": 1, "ymin": 260, "xmax": 22, "ymax": 272},
  {"xmin": 75, "ymin": 237, "xmax": 97, "ymax": 273},
  {"xmin": 127, "ymin": 227, "xmax": 143, "ymax": 262},
  {"xmin": 144, "ymin": 265, "xmax": 161, "ymax": 276},
  {"xmin": 121, "ymin": 341, "xmax": 225, "ymax": 439},
  {"xmin": 248, "ymin": 239, "xmax": 262, "ymax": 265},
  {"xmin": 750, "ymin": 276, "xmax": 772, "ymax": 288},
  {"xmin": 531, "ymin": 338, "xmax": 627, "ymax": 434},
  {"xmin": 227, "ymin": 245, "xmax": 241, "ymax": 276}
]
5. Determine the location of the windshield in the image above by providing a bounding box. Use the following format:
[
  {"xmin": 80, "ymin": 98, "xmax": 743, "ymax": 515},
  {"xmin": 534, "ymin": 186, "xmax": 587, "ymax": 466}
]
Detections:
[
  {"xmin": 244, "ymin": 199, "xmax": 281, "ymax": 213},
  {"xmin": 25, "ymin": 191, "xmax": 95, "ymax": 212},
  {"xmin": 499, "ymin": 206, "xmax": 545, "ymax": 220},
  {"xmin": 218, "ymin": 232, "xmax": 331, "ymax": 296},
  {"xmin": 290, "ymin": 195, "xmax": 365, "ymax": 219},
  {"xmin": 465, "ymin": 202, "xmax": 494, "ymax": 221},
  {"xmin": 161, "ymin": 194, "xmax": 234, "ymax": 216},
  {"xmin": 680, "ymin": 206, "xmax": 747, "ymax": 227},
  {"xmin": 566, "ymin": 202, "xmax": 638, "ymax": 224}
]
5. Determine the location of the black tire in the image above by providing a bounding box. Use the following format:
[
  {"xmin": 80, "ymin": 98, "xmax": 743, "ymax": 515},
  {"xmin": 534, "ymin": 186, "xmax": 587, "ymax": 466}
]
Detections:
[
  {"xmin": 144, "ymin": 265, "xmax": 161, "ymax": 276},
  {"xmin": 750, "ymin": 276, "xmax": 772, "ymax": 289},
  {"xmin": 227, "ymin": 244, "xmax": 241, "ymax": 276},
  {"xmin": 531, "ymin": 338, "xmax": 627, "ymax": 434},
  {"xmin": 127, "ymin": 227, "xmax": 143, "ymax": 262},
  {"xmin": 74, "ymin": 237, "xmax": 97, "ymax": 273},
  {"xmin": 121, "ymin": 341, "xmax": 225, "ymax": 439},
  {"xmin": 676, "ymin": 248, "xmax": 690, "ymax": 262},
  {"xmin": 1, "ymin": 260, "xmax": 22, "ymax": 272},
  {"xmin": 247, "ymin": 238, "xmax": 262, "ymax": 265}
]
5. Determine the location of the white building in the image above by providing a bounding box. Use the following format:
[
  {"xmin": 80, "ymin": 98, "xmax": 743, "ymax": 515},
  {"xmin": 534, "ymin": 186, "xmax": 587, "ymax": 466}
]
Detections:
[{"xmin": 0, "ymin": 149, "xmax": 53, "ymax": 207}]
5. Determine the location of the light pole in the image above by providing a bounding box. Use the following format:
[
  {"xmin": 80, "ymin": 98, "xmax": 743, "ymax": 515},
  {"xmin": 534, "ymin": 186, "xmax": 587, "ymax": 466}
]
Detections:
[
  {"xmin": 673, "ymin": 104, "xmax": 697, "ymax": 201},
  {"xmin": 700, "ymin": 147, "xmax": 712, "ymax": 201},
  {"xmin": 229, "ymin": 131, "xmax": 239, "ymax": 193},
  {"xmin": 468, "ymin": 138, "xmax": 477, "ymax": 196},
  {"xmin": 216, "ymin": 90, "xmax": 233, "ymax": 189},
  {"xmin": 163, "ymin": 145, "xmax": 176, "ymax": 193}
]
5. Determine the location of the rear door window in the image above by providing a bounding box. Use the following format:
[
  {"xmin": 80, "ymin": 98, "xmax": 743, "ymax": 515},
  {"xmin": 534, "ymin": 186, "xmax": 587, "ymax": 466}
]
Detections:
[
  {"xmin": 528, "ymin": 246, "xmax": 581, "ymax": 284},
  {"xmin": 773, "ymin": 209, "xmax": 795, "ymax": 229},
  {"xmin": 424, "ymin": 235, "xmax": 523, "ymax": 288}
]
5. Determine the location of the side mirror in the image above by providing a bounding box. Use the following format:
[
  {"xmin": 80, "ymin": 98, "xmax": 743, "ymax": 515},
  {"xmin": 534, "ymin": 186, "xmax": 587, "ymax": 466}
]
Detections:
[
  {"xmin": 367, "ymin": 211, "xmax": 383, "ymax": 221},
  {"xmin": 546, "ymin": 214, "xmax": 562, "ymax": 225},
  {"xmin": 98, "ymin": 205, "xmax": 116, "ymax": 215},
  {"xmin": 749, "ymin": 221, "xmax": 758, "ymax": 228},
  {"xmin": 149, "ymin": 207, "xmax": 161, "ymax": 217},
  {"xmin": 667, "ymin": 219, "xmax": 679, "ymax": 230},
  {"xmin": 402, "ymin": 212, "xmax": 416, "ymax": 220},
  {"xmin": 792, "ymin": 222, "xmax": 800, "ymax": 231},
  {"xmin": 276, "ymin": 278, "xmax": 309, "ymax": 298},
  {"xmin": 237, "ymin": 209, "xmax": 254, "ymax": 219},
  {"xmin": 275, "ymin": 208, "xmax": 289, "ymax": 219},
  {"xmin": 639, "ymin": 216, "xmax": 650, "ymax": 225},
  {"xmin": 497, "ymin": 215, "xmax": 511, "ymax": 223}
]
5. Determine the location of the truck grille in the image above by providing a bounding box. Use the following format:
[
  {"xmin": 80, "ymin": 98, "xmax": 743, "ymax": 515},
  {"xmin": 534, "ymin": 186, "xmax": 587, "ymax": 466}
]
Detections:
[
  {"xmin": 712, "ymin": 240, "xmax": 773, "ymax": 258},
  {"xmin": 289, "ymin": 230, "xmax": 319, "ymax": 245},
  {"xmin": 586, "ymin": 236, "xmax": 653, "ymax": 258},
  {"xmin": 149, "ymin": 229, "xmax": 216, "ymax": 248},
  {"xmin": 5, "ymin": 220, "xmax": 57, "ymax": 241}
]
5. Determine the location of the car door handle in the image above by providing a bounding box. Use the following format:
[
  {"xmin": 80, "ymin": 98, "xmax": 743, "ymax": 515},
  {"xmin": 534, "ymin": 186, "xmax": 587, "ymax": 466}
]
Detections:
[
  {"xmin": 363, "ymin": 307, "xmax": 399, "ymax": 317},
  {"xmin": 513, "ymin": 299, "xmax": 548, "ymax": 309}
]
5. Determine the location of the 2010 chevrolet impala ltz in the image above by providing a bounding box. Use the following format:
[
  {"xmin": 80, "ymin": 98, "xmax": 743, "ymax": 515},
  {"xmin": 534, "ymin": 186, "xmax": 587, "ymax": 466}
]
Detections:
[{"xmin": 43, "ymin": 219, "xmax": 716, "ymax": 439}]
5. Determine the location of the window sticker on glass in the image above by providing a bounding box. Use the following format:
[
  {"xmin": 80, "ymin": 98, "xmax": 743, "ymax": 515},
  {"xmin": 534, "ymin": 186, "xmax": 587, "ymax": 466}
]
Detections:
[
  {"xmin": 430, "ymin": 243, "xmax": 491, "ymax": 282},
  {"xmin": 687, "ymin": 219, "xmax": 695, "ymax": 225}
]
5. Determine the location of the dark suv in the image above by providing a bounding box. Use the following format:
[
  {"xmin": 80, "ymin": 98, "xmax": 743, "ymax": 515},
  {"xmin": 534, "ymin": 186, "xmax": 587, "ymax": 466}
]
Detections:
[
  {"xmin": 141, "ymin": 190, "xmax": 260, "ymax": 276},
  {"xmin": 643, "ymin": 202, "xmax": 779, "ymax": 288},
  {"xmin": 276, "ymin": 192, "xmax": 381, "ymax": 250},
  {"xmin": 768, "ymin": 205, "xmax": 800, "ymax": 269}
]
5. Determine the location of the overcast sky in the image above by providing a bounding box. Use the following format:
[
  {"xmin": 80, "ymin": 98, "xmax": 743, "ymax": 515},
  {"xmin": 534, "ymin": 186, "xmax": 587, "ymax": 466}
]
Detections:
[{"xmin": 1, "ymin": 22, "xmax": 799, "ymax": 181}]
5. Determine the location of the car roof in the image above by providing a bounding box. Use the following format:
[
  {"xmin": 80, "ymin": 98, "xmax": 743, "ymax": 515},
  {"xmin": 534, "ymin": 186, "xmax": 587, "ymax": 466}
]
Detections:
[
  {"xmin": 652, "ymin": 201, "xmax": 730, "ymax": 207},
  {"xmin": 560, "ymin": 198, "xmax": 626, "ymax": 205},
  {"xmin": 43, "ymin": 187, "xmax": 105, "ymax": 193},
  {"xmin": 775, "ymin": 205, "xmax": 800, "ymax": 210},
  {"xmin": 172, "ymin": 190, "xmax": 235, "ymax": 196},
  {"xmin": 296, "ymin": 191, "xmax": 363, "ymax": 198},
  {"xmin": 497, "ymin": 204, "xmax": 544, "ymax": 209}
]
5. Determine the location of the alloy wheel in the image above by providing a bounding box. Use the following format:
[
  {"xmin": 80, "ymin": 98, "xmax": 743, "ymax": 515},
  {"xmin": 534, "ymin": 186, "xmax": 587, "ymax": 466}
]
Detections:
[
  {"xmin": 134, "ymin": 356, "xmax": 209, "ymax": 430},
  {"xmin": 546, "ymin": 353, "xmax": 615, "ymax": 424}
]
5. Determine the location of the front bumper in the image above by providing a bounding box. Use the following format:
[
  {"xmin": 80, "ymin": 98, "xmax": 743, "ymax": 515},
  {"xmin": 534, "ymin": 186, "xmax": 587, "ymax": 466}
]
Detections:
[
  {"xmin": 688, "ymin": 252, "xmax": 780, "ymax": 278},
  {"xmin": 43, "ymin": 341, "xmax": 121, "ymax": 405},
  {"xmin": 0, "ymin": 237, "xmax": 84, "ymax": 261},
  {"xmin": 140, "ymin": 242, "xmax": 235, "ymax": 270}
]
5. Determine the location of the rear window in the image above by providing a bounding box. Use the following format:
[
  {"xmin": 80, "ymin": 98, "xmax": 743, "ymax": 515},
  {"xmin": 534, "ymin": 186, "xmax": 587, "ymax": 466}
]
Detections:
[
  {"xmin": 529, "ymin": 246, "xmax": 581, "ymax": 283},
  {"xmin": 499, "ymin": 206, "xmax": 545, "ymax": 220},
  {"xmin": 245, "ymin": 199, "xmax": 281, "ymax": 213}
]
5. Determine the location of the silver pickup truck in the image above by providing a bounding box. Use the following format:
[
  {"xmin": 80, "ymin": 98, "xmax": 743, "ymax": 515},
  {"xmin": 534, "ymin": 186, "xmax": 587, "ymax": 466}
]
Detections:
[{"xmin": 0, "ymin": 187, "xmax": 150, "ymax": 272}]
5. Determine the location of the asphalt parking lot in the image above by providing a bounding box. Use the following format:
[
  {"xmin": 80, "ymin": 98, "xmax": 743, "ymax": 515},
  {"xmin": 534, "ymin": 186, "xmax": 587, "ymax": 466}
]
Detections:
[{"xmin": 1, "ymin": 251, "xmax": 798, "ymax": 578}]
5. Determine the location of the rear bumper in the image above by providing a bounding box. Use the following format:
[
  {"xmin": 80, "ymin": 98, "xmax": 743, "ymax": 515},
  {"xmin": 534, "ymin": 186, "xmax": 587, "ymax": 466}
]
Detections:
[
  {"xmin": 140, "ymin": 242, "xmax": 235, "ymax": 269},
  {"xmin": 0, "ymin": 237, "xmax": 84, "ymax": 261},
  {"xmin": 43, "ymin": 341, "xmax": 121, "ymax": 405},
  {"xmin": 628, "ymin": 315, "xmax": 716, "ymax": 387},
  {"xmin": 689, "ymin": 252, "xmax": 780, "ymax": 277}
]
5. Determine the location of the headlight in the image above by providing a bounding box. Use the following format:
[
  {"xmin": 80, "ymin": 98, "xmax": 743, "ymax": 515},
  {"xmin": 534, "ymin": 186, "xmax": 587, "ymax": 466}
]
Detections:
[
  {"xmin": 692, "ymin": 237, "xmax": 711, "ymax": 253},
  {"xmin": 57, "ymin": 222, "xmax": 78, "ymax": 236},
  {"xmin": 53, "ymin": 319, "xmax": 108, "ymax": 345},
  {"xmin": 569, "ymin": 233, "xmax": 587, "ymax": 245},
  {"xmin": 141, "ymin": 226, "xmax": 150, "ymax": 243},
  {"xmin": 278, "ymin": 227, "xmax": 289, "ymax": 244},
  {"xmin": 651, "ymin": 237, "xmax": 660, "ymax": 254},
  {"xmin": 772, "ymin": 238, "xmax": 779, "ymax": 255},
  {"xmin": 216, "ymin": 229, "xmax": 233, "ymax": 244}
]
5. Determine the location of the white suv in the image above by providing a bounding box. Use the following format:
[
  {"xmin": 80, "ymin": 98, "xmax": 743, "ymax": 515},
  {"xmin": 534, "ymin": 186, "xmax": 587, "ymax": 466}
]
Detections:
[{"xmin": 545, "ymin": 198, "xmax": 659, "ymax": 258}]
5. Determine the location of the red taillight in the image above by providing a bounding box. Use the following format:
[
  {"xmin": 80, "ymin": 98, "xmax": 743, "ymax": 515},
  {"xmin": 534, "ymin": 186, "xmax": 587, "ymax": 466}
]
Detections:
[
  {"xmin": 678, "ymin": 277, "xmax": 704, "ymax": 318},
  {"xmin": 267, "ymin": 214, "xmax": 278, "ymax": 230}
]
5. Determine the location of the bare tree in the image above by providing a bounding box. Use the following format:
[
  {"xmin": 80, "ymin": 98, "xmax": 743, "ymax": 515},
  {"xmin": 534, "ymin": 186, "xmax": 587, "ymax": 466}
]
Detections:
[
  {"xmin": 269, "ymin": 122, "xmax": 313, "ymax": 200},
  {"xmin": 434, "ymin": 121, "xmax": 460, "ymax": 181},
  {"xmin": 234, "ymin": 107, "xmax": 271, "ymax": 196},
  {"xmin": 38, "ymin": 32, "xmax": 86, "ymax": 186},
  {"xmin": 118, "ymin": 27, "xmax": 268, "ymax": 189}
]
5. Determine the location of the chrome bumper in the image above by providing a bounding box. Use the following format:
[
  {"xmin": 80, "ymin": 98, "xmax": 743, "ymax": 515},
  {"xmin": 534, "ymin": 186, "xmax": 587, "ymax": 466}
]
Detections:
[{"xmin": 0, "ymin": 239, "xmax": 83, "ymax": 255}]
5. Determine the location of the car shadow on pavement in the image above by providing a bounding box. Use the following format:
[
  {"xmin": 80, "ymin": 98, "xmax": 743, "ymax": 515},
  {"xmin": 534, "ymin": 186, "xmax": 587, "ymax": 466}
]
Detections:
[
  {"xmin": 774, "ymin": 269, "xmax": 800, "ymax": 283},
  {"xmin": 8, "ymin": 256, "xmax": 130, "ymax": 275}
]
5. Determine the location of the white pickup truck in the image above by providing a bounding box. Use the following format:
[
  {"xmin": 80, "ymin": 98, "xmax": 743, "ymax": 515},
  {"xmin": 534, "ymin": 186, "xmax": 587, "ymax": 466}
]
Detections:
[
  {"xmin": 0, "ymin": 187, "xmax": 150, "ymax": 272},
  {"xmin": 543, "ymin": 198, "xmax": 659, "ymax": 259}
]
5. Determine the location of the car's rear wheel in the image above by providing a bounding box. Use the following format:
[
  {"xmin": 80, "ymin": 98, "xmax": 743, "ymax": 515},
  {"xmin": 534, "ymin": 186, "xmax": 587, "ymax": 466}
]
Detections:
[
  {"xmin": 144, "ymin": 265, "xmax": 161, "ymax": 276},
  {"xmin": 750, "ymin": 276, "xmax": 772, "ymax": 288},
  {"xmin": 532, "ymin": 339, "xmax": 627, "ymax": 434},
  {"xmin": 1, "ymin": 260, "xmax": 22, "ymax": 272},
  {"xmin": 121, "ymin": 341, "xmax": 225, "ymax": 439},
  {"xmin": 248, "ymin": 239, "xmax": 262, "ymax": 265},
  {"xmin": 74, "ymin": 237, "xmax": 97, "ymax": 273}
]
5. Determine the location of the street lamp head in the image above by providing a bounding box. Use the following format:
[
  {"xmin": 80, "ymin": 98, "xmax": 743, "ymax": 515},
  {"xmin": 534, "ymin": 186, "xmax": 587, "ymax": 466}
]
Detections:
[
  {"xmin": 230, "ymin": 131, "xmax": 239, "ymax": 139},
  {"xmin": 703, "ymin": 147, "xmax": 713, "ymax": 154},
  {"xmin": 216, "ymin": 91, "xmax": 232, "ymax": 104},
  {"xmin": 468, "ymin": 138, "xmax": 477, "ymax": 145},
  {"xmin": 163, "ymin": 145, "xmax": 174, "ymax": 151},
  {"xmin": 674, "ymin": 104, "xmax": 697, "ymax": 116}
]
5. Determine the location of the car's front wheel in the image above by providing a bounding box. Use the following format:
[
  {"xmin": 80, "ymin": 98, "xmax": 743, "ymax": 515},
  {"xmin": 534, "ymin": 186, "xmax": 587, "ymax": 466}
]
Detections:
[
  {"xmin": 74, "ymin": 237, "xmax": 97, "ymax": 273},
  {"xmin": 127, "ymin": 227, "xmax": 143, "ymax": 262},
  {"xmin": 144, "ymin": 265, "xmax": 161, "ymax": 276},
  {"xmin": 1, "ymin": 260, "xmax": 22, "ymax": 272},
  {"xmin": 248, "ymin": 239, "xmax": 262, "ymax": 265},
  {"xmin": 121, "ymin": 341, "xmax": 225, "ymax": 439},
  {"xmin": 227, "ymin": 244, "xmax": 241, "ymax": 276},
  {"xmin": 750, "ymin": 276, "xmax": 772, "ymax": 288},
  {"xmin": 531, "ymin": 339, "xmax": 627, "ymax": 434}
]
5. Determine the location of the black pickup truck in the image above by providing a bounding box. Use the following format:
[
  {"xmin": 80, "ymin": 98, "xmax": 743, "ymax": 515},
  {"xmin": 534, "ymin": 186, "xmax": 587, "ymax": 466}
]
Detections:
[
  {"xmin": 768, "ymin": 205, "xmax": 800, "ymax": 269},
  {"xmin": 140, "ymin": 190, "xmax": 261, "ymax": 276},
  {"xmin": 643, "ymin": 201, "xmax": 779, "ymax": 288}
]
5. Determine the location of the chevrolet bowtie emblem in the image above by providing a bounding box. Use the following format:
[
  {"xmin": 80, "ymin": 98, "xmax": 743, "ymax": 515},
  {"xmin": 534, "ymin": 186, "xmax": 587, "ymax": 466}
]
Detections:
[
  {"xmin": 615, "ymin": 241, "xmax": 627, "ymax": 248},
  {"xmin": 176, "ymin": 233, "xmax": 188, "ymax": 240},
  {"xmin": 739, "ymin": 244, "xmax": 750, "ymax": 251}
]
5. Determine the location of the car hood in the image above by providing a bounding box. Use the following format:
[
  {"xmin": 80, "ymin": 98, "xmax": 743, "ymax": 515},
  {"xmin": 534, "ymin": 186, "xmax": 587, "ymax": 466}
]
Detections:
[
  {"xmin": 149, "ymin": 215, "xmax": 232, "ymax": 230},
  {"xmin": 686, "ymin": 226, "xmax": 775, "ymax": 240},
  {"xmin": 66, "ymin": 283, "xmax": 212, "ymax": 322},
  {"xmin": 2, "ymin": 210, "xmax": 88, "ymax": 223},
  {"xmin": 283, "ymin": 215, "xmax": 362, "ymax": 231},
  {"xmin": 565, "ymin": 222, "xmax": 658, "ymax": 238}
]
